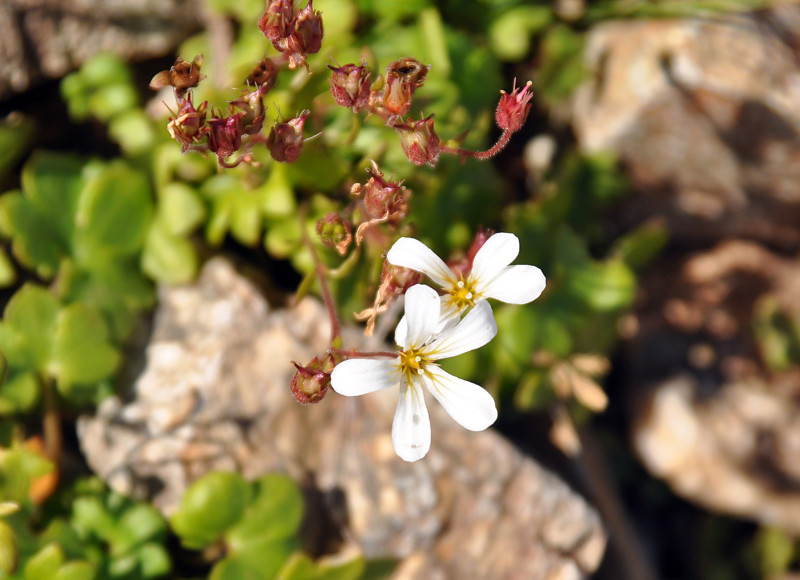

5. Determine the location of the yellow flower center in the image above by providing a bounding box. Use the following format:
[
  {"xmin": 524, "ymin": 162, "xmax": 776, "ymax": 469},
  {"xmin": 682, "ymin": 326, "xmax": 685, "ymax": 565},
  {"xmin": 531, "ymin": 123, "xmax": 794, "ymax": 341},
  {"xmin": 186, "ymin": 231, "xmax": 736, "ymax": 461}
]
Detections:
[
  {"xmin": 447, "ymin": 278, "xmax": 477, "ymax": 311},
  {"xmin": 398, "ymin": 347, "xmax": 432, "ymax": 382}
]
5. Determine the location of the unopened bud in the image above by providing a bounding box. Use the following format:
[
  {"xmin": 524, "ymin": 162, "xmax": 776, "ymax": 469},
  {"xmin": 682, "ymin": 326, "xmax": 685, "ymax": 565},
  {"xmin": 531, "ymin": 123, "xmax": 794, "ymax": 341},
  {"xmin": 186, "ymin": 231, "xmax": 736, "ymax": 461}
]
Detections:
[
  {"xmin": 290, "ymin": 355, "xmax": 333, "ymax": 404},
  {"xmin": 230, "ymin": 85, "xmax": 268, "ymax": 136},
  {"xmin": 316, "ymin": 213, "xmax": 353, "ymax": 255},
  {"xmin": 328, "ymin": 62, "xmax": 372, "ymax": 112},
  {"xmin": 448, "ymin": 228, "xmax": 493, "ymax": 278},
  {"xmin": 167, "ymin": 98, "xmax": 208, "ymax": 150},
  {"xmin": 207, "ymin": 113, "xmax": 244, "ymax": 160},
  {"xmin": 496, "ymin": 79, "xmax": 534, "ymax": 133},
  {"xmin": 357, "ymin": 160, "xmax": 408, "ymax": 221},
  {"xmin": 149, "ymin": 55, "xmax": 206, "ymax": 98},
  {"xmin": 266, "ymin": 110, "xmax": 310, "ymax": 162},
  {"xmin": 395, "ymin": 114, "xmax": 440, "ymax": 166},
  {"xmin": 259, "ymin": 0, "xmax": 294, "ymax": 42},
  {"xmin": 280, "ymin": 0, "xmax": 324, "ymax": 70}
]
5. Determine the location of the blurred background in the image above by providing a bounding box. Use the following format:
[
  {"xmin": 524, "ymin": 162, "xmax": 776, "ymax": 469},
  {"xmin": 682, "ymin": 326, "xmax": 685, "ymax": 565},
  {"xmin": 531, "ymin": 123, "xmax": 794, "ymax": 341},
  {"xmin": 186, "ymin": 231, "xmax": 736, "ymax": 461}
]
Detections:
[{"xmin": 2, "ymin": 0, "xmax": 800, "ymax": 579}]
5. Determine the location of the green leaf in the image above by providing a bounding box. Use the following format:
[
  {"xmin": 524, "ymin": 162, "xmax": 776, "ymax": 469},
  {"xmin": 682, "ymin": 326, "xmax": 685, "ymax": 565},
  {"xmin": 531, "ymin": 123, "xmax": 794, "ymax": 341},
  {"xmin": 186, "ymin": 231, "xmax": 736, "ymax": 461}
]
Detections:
[
  {"xmin": 108, "ymin": 110, "xmax": 157, "ymax": 157},
  {"xmin": 0, "ymin": 113, "xmax": 35, "ymax": 181},
  {"xmin": 157, "ymin": 183, "xmax": 206, "ymax": 236},
  {"xmin": 259, "ymin": 164, "xmax": 296, "ymax": 219},
  {"xmin": 24, "ymin": 543, "xmax": 64, "ymax": 580},
  {"xmin": 75, "ymin": 161, "xmax": 153, "ymax": 257},
  {"xmin": 228, "ymin": 536, "xmax": 298, "ymax": 580},
  {"xmin": 611, "ymin": 221, "xmax": 669, "ymax": 271},
  {"xmin": 489, "ymin": 6, "xmax": 552, "ymax": 61},
  {"xmin": 53, "ymin": 561, "xmax": 95, "ymax": 580},
  {"xmin": 566, "ymin": 260, "xmax": 637, "ymax": 312},
  {"xmin": 0, "ymin": 247, "xmax": 16, "ymax": 287},
  {"xmin": 209, "ymin": 556, "xmax": 264, "ymax": 580},
  {"xmin": 0, "ymin": 520, "xmax": 18, "ymax": 576},
  {"xmin": 227, "ymin": 474, "xmax": 304, "ymax": 548},
  {"xmin": 136, "ymin": 542, "xmax": 171, "ymax": 578},
  {"xmin": 141, "ymin": 221, "xmax": 198, "ymax": 284},
  {"xmin": 170, "ymin": 472, "xmax": 253, "ymax": 549},
  {"xmin": 0, "ymin": 371, "xmax": 40, "ymax": 414},
  {"xmin": 0, "ymin": 285, "xmax": 59, "ymax": 371},
  {"xmin": 50, "ymin": 302, "xmax": 120, "ymax": 392},
  {"xmin": 88, "ymin": 83, "xmax": 138, "ymax": 123},
  {"xmin": 0, "ymin": 152, "xmax": 85, "ymax": 278}
]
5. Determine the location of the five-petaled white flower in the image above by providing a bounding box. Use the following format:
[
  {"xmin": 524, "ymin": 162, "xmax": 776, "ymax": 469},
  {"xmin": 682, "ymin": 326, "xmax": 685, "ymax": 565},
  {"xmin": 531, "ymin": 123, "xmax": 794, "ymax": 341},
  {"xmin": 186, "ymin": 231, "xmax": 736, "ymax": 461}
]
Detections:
[
  {"xmin": 331, "ymin": 284, "xmax": 498, "ymax": 462},
  {"xmin": 387, "ymin": 232, "xmax": 546, "ymax": 339}
]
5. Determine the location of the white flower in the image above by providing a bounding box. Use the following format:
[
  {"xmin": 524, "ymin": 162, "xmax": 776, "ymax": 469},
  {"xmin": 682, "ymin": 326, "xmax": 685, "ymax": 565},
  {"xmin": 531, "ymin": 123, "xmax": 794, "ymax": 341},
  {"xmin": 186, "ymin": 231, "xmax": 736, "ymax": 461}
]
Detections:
[
  {"xmin": 387, "ymin": 232, "xmax": 546, "ymax": 341},
  {"xmin": 331, "ymin": 284, "xmax": 498, "ymax": 462}
]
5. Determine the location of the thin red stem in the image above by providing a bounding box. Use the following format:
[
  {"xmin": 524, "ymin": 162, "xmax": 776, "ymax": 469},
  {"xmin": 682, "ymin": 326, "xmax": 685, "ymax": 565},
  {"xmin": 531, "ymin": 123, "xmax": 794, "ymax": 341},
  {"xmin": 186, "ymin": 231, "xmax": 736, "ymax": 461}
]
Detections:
[
  {"xmin": 440, "ymin": 130, "xmax": 513, "ymax": 162},
  {"xmin": 331, "ymin": 347, "xmax": 398, "ymax": 359}
]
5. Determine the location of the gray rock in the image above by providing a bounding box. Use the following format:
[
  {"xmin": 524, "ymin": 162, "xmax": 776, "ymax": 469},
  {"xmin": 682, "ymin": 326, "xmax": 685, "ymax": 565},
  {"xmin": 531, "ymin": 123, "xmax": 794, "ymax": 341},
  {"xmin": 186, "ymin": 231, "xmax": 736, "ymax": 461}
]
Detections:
[
  {"xmin": 572, "ymin": 7, "xmax": 800, "ymax": 248},
  {"xmin": 78, "ymin": 257, "xmax": 606, "ymax": 579},
  {"xmin": 1, "ymin": 0, "xmax": 200, "ymax": 100}
]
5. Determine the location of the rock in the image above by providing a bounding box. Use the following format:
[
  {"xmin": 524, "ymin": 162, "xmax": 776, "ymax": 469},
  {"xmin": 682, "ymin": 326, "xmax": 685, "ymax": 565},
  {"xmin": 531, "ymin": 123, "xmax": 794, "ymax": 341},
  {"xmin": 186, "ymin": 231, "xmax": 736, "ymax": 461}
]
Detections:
[
  {"xmin": 628, "ymin": 240, "xmax": 800, "ymax": 533},
  {"xmin": 1, "ymin": 0, "xmax": 200, "ymax": 100},
  {"xmin": 78, "ymin": 257, "xmax": 606, "ymax": 579},
  {"xmin": 572, "ymin": 6, "xmax": 800, "ymax": 249}
]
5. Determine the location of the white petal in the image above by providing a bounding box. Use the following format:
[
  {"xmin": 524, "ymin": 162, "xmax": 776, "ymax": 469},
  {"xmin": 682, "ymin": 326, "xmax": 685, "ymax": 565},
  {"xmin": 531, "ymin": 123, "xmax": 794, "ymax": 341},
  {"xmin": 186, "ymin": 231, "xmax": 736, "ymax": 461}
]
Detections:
[
  {"xmin": 482, "ymin": 265, "xmax": 546, "ymax": 304},
  {"xmin": 424, "ymin": 367, "xmax": 498, "ymax": 431},
  {"xmin": 330, "ymin": 358, "xmax": 398, "ymax": 396},
  {"xmin": 426, "ymin": 300, "xmax": 497, "ymax": 360},
  {"xmin": 392, "ymin": 380, "xmax": 431, "ymax": 462},
  {"xmin": 394, "ymin": 314, "xmax": 409, "ymax": 349},
  {"xmin": 470, "ymin": 233, "xmax": 519, "ymax": 289},
  {"xmin": 386, "ymin": 238, "xmax": 454, "ymax": 289},
  {"xmin": 396, "ymin": 297, "xmax": 461, "ymax": 348},
  {"xmin": 402, "ymin": 284, "xmax": 441, "ymax": 348}
]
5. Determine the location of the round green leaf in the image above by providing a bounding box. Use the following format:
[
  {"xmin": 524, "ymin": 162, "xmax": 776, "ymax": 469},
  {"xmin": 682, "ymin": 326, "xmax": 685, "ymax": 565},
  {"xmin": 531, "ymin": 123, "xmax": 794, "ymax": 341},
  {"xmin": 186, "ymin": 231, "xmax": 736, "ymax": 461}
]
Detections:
[
  {"xmin": 109, "ymin": 111, "xmax": 156, "ymax": 156},
  {"xmin": 76, "ymin": 162, "xmax": 153, "ymax": 256},
  {"xmin": 53, "ymin": 561, "xmax": 96, "ymax": 580},
  {"xmin": 0, "ymin": 284, "xmax": 59, "ymax": 371},
  {"xmin": 50, "ymin": 302, "xmax": 120, "ymax": 391},
  {"xmin": 25, "ymin": 543, "xmax": 64, "ymax": 580},
  {"xmin": 170, "ymin": 472, "xmax": 253, "ymax": 549},
  {"xmin": 0, "ymin": 371, "xmax": 41, "ymax": 414},
  {"xmin": 137, "ymin": 542, "xmax": 171, "ymax": 578},
  {"xmin": 157, "ymin": 183, "xmax": 206, "ymax": 237},
  {"xmin": 141, "ymin": 221, "xmax": 198, "ymax": 284},
  {"xmin": 89, "ymin": 83, "xmax": 138, "ymax": 122},
  {"xmin": 567, "ymin": 260, "xmax": 637, "ymax": 312},
  {"xmin": 227, "ymin": 474, "xmax": 304, "ymax": 548},
  {"xmin": 209, "ymin": 556, "xmax": 264, "ymax": 580}
]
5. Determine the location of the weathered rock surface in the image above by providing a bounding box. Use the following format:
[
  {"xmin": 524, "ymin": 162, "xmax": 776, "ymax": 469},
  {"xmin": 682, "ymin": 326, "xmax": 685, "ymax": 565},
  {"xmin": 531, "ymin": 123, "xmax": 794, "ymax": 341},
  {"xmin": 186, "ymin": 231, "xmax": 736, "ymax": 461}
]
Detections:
[
  {"xmin": 628, "ymin": 241, "xmax": 800, "ymax": 533},
  {"xmin": 572, "ymin": 6, "xmax": 800, "ymax": 249},
  {"xmin": 78, "ymin": 258, "xmax": 606, "ymax": 580},
  {"xmin": 1, "ymin": 0, "xmax": 199, "ymax": 100}
]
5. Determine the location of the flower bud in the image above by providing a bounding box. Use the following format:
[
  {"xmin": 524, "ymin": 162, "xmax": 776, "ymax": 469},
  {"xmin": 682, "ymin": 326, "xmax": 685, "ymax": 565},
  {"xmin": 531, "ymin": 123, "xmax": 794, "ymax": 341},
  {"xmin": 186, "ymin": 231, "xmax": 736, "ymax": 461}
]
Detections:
[
  {"xmin": 395, "ymin": 114, "xmax": 440, "ymax": 166},
  {"xmin": 149, "ymin": 55, "xmax": 206, "ymax": 98},
  {"xmin": 167, "ymin": 97, "xmax": 208, "ymax": 151},
  {"xmin": 207, "ymin": 113, "xmax": 244, "ymax": 160},
  {"xmin": 230, "ymin": 85, "xmax": 268, "ymax": 136},
  {"xmin": 316, "ymin": 213, "xmax": 353, "ymax": 256},
  {"xmin": 280, "ymin": 1, "xmax": 324, "ymax": 70},
  {"xmin": 355, "ymin": 160, "xmax": 408, "ymax": 221},
  {"xmin": 448, "ymin": 228, "xmax": 493, "ymax": 279},
  {"xmin": 266, "ymin": 110, "xmax": 310, "ymax": 162},
  {"xmin": 290, "ymin": 355, "xmax": 334, "ymax": 404},
  {"xmin": 328, "ymin": 62, "xmax": 372, "ymax": 112},
  {"xmin": 259, "ymin": 0, "xmax": 294, "ymax": 42},
  {"xmin": 496, "ymin": 79, "xmax": 534, "ymax": 133}
]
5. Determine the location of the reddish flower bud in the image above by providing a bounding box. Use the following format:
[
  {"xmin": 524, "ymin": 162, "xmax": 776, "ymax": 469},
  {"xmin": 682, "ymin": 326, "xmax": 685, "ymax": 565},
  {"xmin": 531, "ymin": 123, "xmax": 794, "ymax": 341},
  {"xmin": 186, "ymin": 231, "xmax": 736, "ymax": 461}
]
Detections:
[
  {"xmin": 266, "ymin": 110, "xmax": 310, "ymax": 162},
  {"xmin": 496, "ymin": 79, "xmax": 534, "ymax": 133},
  {"xmin": 448, "ymin": 228, "xmax": 494, "ymax": 279},
  {"xmin": 259, "ymin": 0, "xmax": 294, "ymax": 42},
  {"xmin": 207, "ymin": 113, "xmax": 244, "ymax": 160},
  {"xmin": 381, "ymin": 58, "xmax": 430, "ymax": 118},
  {"xmin": 279, "ymin": 0, "xmax": 324, "ymax": 70},
  {"xmin": 354, "ymin": 160, "xmax": 409, "ymax": 221},
  {"xmin": 167, "ymin": 97, "xmax": 208, "ymax": 151},
  {"xmin": 229, "ymin": 85, "xmax": 268, "ymax": 136},
  {"xmin": 328, "ymin": 62, "xmax": 372, "ymax": 112},
  {"xmin": 150, "ymin": 55, "xmax": 206, "ymax": 97},
  {"xmin": 316, "ymin": 213, "xmax": 353, "ymax": 255},
  {"xmin": 395, "ymin": 114, "xmax": 440, "ymax": 167},
  {"xmin": 247, "ymin": 57, "xmax": 279, "ymax": 92},
  {"xmin": 290, "ymin": 355, "xmax": 334, "ymax": 404}
]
